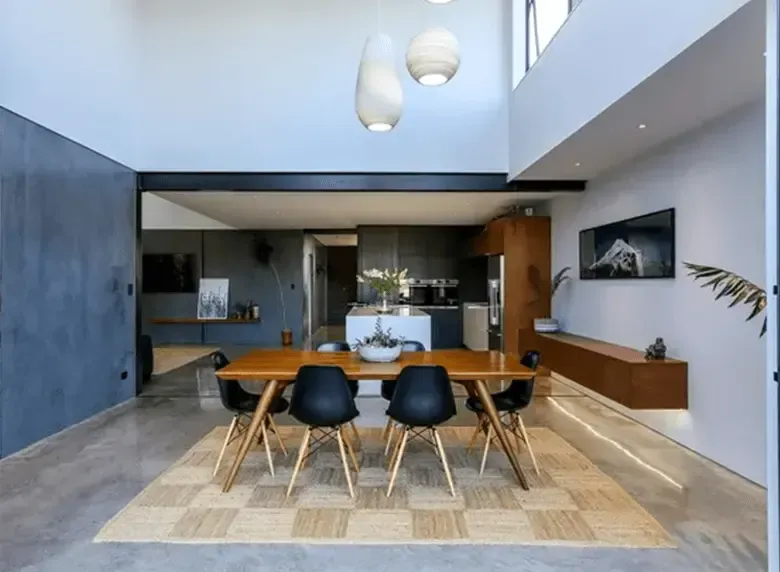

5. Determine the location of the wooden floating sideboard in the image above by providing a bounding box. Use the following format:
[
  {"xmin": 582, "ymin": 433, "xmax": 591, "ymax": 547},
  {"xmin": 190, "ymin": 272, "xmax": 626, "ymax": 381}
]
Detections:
[
  {"xmin": 149, "ymin": 318, "xmax": 260, "ymax": 324},
  {"xmin": 532, "ymin": 332, "xmax": 688, "ymax": 410}
]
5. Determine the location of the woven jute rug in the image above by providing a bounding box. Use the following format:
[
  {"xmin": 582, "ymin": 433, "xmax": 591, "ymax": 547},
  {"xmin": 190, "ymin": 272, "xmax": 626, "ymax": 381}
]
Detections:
[{"xmin": 95, "ymin": 426, "xmax": 674, "ymax": 547}]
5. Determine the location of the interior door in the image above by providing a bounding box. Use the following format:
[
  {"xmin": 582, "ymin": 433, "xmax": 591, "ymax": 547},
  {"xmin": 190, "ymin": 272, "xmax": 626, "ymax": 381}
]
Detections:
[{"xmin": 327, "ymin": 246, "xmax": 358, "ymax": 325}]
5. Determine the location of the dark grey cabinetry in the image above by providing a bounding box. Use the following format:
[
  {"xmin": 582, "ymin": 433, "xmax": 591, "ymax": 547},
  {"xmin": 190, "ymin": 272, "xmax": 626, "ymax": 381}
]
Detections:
[
  {"xmin": 357, "ymin": 227, "xmax": 398, "ymax": 301},
  {"xmin": 428, "ymin": 309, "xmax": 462, "ymax": 349},
  {"xmin": 397, "ymin": 227, "xmax": 458, "ymax": 279}
]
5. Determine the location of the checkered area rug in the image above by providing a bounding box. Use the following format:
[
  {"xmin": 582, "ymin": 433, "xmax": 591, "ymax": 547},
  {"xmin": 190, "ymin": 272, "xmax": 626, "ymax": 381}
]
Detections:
[{"xmin": 95, "ymin": 426, "xmax": 674, "ymax": 547}]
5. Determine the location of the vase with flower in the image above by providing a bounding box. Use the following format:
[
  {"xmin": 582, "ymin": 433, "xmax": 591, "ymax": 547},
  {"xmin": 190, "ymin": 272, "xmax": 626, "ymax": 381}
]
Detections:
[{"xmin": 356, "ymin": 268, "xmax": 409, "ymax": 313}]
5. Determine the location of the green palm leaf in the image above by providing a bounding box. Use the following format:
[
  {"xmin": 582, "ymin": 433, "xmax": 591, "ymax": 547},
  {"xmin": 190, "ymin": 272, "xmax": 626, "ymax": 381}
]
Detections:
[
  {"xmin": 683, "ymin": 262, "xmax": 767, "ymax": 337},
  {"xmin": 552, "ymin": 266, "xmax": 572, "ymax": 297}
]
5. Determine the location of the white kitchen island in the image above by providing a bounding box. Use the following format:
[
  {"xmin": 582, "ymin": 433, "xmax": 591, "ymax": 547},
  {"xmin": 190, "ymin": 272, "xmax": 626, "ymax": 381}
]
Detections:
[{"xmin": 345, "ymin": 306, "xmax": 432, "ymax": 396}]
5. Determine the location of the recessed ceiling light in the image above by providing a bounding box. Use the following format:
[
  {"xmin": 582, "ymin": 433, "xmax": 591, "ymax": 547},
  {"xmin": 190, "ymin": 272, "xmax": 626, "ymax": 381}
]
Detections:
[
  {"xmin": 574, "ymin": 162, "xmax": 581, "ymax": 167},
  {"xmin": 638, "ymin": 123, "xmax": 647, "ymax": 129}
]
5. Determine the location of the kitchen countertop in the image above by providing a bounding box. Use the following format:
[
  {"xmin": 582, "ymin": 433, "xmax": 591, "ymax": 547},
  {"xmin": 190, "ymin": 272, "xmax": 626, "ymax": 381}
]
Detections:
[{"xmin": 347, "ymin": 306, "xmax": 430, "ymax": 318}]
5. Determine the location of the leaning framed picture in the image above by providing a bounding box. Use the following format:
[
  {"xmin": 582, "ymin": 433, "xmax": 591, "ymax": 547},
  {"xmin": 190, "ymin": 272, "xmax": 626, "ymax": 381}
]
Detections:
[{"xmin": 197, "ymin": 278, "xmax": 230, "ymax": 319}]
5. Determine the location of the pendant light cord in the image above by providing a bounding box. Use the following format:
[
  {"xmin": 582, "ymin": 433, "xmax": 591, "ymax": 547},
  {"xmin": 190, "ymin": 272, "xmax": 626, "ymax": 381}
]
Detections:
[{"xmin": 376, "ymin": 0, "xmax": 381, "ymax": 34}]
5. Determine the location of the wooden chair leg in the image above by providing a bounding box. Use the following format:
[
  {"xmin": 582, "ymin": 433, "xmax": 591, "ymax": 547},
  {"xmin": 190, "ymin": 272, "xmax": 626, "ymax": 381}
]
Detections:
[
  {"xmin": 343, "ymin": 425, "xmax": 360, "ymax": 472},
  {"xmin": 286, "ymin": 427, "xmax": 311, "ymax": 497},
  {"xmin": 479, "ymin": 424, "xmax": 493, "ymax": 476},
  {"xmin": 510, "ymin": 413, "xmax": 524, "ymax": 455},
  {"xmin": 381, "ymin": 417, "xmax": 393, "ymax": 441},
  {"xmin": 300, "ymin": 430, "xmax": 312, "ymax": 470},
  {"xmin": 336, "ymin": 426, "xmax": 355, "ymax": 499},
  {"xmin": 465, "ymin": 418, "xmax": 483, "ymax": 455},
  {"xmin": 384, "ymin": 423, "xmax": 398, "ymax": 456},
  {"xmin": 387, "ymin": 428, "xmax": 409, "ymax": 497},
  {"xmin": 348, "ymin": 421, "xmax": 362, "ymax": 451},
  {"xmin": 387, "ymin": 424, "xmax": 405, "ymax": 469},
  {"xmin": 261, "ymin": 419, "xmax": 275, "ymax": 478},
  {"xmin": 267, "ymin": 415, "xmax": 288, "ymax": 457},
  {"xmin": 429, "ymin": 428, "xmax": 441, "ymax": 458},
  {"xmin": 515, "ymin": 414, "xmax": 540, "ymax": 475},
  {"xmin": 432, "ymin": 428, "xmax": 456, "ymax": 497},
  {"xmin": 214, "ymin": 416, "xmax": 238, "ymax": 477}
]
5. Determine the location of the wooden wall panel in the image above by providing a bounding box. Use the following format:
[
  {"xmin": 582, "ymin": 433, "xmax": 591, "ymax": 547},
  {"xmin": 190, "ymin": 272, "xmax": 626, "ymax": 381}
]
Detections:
[{"xmin": 503, "ymin": 217, "xmax": 551, "ymax": 358}]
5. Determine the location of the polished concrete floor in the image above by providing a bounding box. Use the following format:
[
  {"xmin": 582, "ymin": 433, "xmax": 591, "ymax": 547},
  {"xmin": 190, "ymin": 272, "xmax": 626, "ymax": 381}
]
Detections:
[{"xmin": 0, "ymin": 351, "xmax": 767, "ymax": 571}]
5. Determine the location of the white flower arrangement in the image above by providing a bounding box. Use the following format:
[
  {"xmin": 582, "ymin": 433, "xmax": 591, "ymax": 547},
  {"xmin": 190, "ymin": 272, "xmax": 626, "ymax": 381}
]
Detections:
[{"xmin": 356, "ymin": 268, "xmax": 409, "ymax": 296}]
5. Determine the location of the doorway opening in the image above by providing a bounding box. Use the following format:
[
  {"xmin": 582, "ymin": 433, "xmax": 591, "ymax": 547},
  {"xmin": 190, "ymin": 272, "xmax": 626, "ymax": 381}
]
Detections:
[{"xmin": 304, "ymin": 233, "xmax": 358, "ymax": 345}]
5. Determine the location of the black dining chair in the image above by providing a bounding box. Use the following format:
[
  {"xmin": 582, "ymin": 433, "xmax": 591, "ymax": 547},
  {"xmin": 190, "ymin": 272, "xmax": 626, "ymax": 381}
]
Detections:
[
  {"xmin": 385, "ymin": 365, "xmax": 457, "ymax": 497},
  {"xmin": 211, "ymin": 351, "xmax": 290, "ymax": 477},
  {"xmin": 286, "ymin": 365, "xmax": 361, "ymax": 498},
  {"xmin": 381, "ymin": 340, "xmax": 426, "ymax": 452},
  {"xmin": 317, "ymin": 341, "xmax": 361, "ymax": 448},
  {"xmin": 464, "ymin": 350, "xmax": 541, "ymax": 476}
]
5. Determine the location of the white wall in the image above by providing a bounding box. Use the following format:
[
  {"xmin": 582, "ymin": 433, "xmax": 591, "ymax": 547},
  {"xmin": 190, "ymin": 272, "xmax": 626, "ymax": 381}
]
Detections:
[
  {"xmin": 142, "ymin": 194, "xmax": 235, "ymax": 230},
  {"xmin": 549, "ymin": 100, "xmax": 767, "ymax": 484},
  {"xmin": 509, "ymin": 0, "xmax": 753, "ymax": 179},
  {"xmin": 0, "ymin": 0, "xmax": 140, "ymax": 167},
  {"xmin": 135, "ymin": 0, "xmax": 510, "ymax": 172},
  {"xmin": 765, "ymin": 0, "xmax": 778, "ymax": 565}
]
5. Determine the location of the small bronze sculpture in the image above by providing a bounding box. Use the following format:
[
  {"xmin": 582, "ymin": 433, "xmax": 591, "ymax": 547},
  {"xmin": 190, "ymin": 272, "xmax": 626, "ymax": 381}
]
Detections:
[{"xmin": 644, "ymin": 337, "xmax": 667, "ymax": 360}]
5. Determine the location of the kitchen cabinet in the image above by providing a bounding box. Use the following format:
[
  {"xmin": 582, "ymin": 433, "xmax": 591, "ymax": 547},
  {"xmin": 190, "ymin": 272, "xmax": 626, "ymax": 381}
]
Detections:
[
  {"xmin": 357, "ymin": 227, "xmax": 398, "ymax": 301},
  {"xmin": 428, "ymin": 308, "xmax": 462, "ymax": 349},
  {"xmin": 469, "ymin": 218, "xmax": 507, "ymax": 256},
  {"xmin": 360, "ymin": 226, "xmax": 462, "ymax": 283}
]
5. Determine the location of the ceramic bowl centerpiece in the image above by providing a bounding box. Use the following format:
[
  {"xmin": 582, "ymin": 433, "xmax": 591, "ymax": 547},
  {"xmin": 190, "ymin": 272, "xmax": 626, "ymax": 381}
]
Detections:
[
  {"xmin": 353, "ymin": 318, "xmax": 404, "ymax": 363},
  {"xmin": 357, "ymin": 267, "xmax": 409, "ymax": 314}
]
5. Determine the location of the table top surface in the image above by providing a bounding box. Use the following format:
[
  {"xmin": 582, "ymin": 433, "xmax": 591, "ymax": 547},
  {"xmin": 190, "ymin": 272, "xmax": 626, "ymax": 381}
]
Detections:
[{"xmin": 214, "ymin": 349, "xmax": 535, "ymax": 381}]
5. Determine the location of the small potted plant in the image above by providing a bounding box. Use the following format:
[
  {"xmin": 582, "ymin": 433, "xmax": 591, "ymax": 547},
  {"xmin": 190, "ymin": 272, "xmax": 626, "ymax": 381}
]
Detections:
[
  {"xmin": 353, "ymin": 318, "xmax": 405, "ymax": 363},
  {"xmin": 356, "ymin": 268, "xmax": 409, "ymax": 313},
  {"xmin": 534, "ymin": 266, "xmax": 571, "ymax": 333}
]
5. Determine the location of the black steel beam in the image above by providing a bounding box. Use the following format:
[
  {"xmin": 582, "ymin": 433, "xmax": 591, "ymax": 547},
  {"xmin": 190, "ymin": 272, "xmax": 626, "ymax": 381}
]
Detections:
[{"xmin": 137, "ymin": 171, "xmax": 586, "ymax": 193}]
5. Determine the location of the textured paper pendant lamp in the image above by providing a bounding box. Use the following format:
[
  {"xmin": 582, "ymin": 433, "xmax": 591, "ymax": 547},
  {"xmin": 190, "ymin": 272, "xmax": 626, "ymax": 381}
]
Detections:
[
  {"xmin": 355, "ymin": 33, "xmax": 403, "ymax": 131},
  {"xmin": 406, "ymin": 27, "xmax": 460, "ymax": 86}
]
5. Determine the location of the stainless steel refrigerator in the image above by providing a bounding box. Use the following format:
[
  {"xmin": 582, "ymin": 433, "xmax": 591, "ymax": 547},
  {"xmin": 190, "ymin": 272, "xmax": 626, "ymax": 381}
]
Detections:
[{"xmin": 487, "ymin": 254, "xmax": 504, "ymax": 351}]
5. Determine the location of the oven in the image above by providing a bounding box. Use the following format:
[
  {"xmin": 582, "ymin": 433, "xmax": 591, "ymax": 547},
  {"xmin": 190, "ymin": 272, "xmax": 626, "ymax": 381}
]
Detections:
[
  {"xmin": 431, "ymin": 279, "xmax": 459, "ymax": 306},
  {"xmin": 406, "ymin": 279, "xmax": 433, "ymax": 306}
]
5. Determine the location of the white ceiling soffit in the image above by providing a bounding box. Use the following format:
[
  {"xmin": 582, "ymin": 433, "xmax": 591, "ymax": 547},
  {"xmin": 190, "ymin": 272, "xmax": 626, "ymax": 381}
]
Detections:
[
  {"xmin": 153, "ymin": 191, "xmax": 571, "ymax": 229},
  {"xmin": 514, "ymin": 0, "xmax": 765, "ymax": 181},
  {"xmin": 313, "ymin": 234, "xmax": 358, "ymax": 246}
]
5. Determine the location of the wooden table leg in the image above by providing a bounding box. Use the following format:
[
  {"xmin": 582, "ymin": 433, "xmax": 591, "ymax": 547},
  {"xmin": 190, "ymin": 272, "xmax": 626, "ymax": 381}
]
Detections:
[
  {"xmin": 472, "ymin": 380, "xmax": 529, "ymax": 490},
  {"xmin": 223, "ymin": 379, "xmax": 280, "ymax": 492}
]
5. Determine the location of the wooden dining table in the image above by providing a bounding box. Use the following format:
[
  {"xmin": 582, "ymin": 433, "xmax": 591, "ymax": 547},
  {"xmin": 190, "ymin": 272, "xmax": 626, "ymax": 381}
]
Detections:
[{"xmin": 214, "ymin": 348, "xmax": 536, "ymax": 492}]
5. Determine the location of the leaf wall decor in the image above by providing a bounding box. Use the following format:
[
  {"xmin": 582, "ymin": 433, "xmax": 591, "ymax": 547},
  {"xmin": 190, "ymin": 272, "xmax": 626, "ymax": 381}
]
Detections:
[{"xmin": 683, "ymin": 262, "xmax": 766, "ymax": 337}]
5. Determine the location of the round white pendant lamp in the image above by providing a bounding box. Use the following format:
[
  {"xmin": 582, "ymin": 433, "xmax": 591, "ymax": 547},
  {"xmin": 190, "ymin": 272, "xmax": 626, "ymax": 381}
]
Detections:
[
  {"xmin": 355, "ymin": 33, "xmax": 403, "ymax": 132},
  {"xmin": 406, "ymin": 28, "xmax": 460, "ymax": 86},
  {"xmin": 425, "ymin": 0, "xmax": 454, "ymax": 3}
]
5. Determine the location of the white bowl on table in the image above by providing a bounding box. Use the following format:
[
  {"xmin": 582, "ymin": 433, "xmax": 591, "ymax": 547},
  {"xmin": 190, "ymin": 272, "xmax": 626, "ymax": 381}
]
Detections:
[{"xmin": 358, "ymin": 345, "xmax": 403, "ymax": 363}]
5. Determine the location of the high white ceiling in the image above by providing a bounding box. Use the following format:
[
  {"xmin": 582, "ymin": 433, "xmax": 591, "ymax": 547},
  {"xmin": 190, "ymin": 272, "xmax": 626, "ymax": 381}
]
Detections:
[
  {"xmin": 515, "ymin": 0, "xmax": 765, "ymax": 180},
  {"xmin": 154, "ymin": 191, "xmax": 571, "ymax": 229}
]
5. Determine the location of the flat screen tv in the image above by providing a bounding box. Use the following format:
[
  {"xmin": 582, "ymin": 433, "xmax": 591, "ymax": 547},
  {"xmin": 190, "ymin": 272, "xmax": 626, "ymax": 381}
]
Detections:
[
  {"xmin": 579, "ymin": 208, "xmax": 675, "ymax": 280},
  {"xmin": 142, "ymin": 254, "xmax": 198, "ymax": 293}
]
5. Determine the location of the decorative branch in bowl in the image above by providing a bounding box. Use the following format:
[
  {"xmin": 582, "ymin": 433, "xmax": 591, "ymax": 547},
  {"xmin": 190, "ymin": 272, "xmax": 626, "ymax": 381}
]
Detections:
[
  {"xmin": 533, "ymin": 266, "xmax": 572, "ymax": 333},
  {"xmin": 683, "ymin": 262, "xmax": 766, "ymax": 337}
]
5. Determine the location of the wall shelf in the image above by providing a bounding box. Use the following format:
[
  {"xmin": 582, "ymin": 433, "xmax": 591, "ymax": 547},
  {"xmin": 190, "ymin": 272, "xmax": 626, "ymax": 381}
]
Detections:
[
  {"xmin": 149, "ymin": 318, "xmax": 260, "ymax": 324},
  {"xmin": 528, "ymin": 331, "xmax": 688, "ymax": 410}
]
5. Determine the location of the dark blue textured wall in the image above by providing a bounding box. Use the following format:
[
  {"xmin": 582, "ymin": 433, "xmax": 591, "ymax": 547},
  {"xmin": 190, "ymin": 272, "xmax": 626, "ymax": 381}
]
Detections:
[
  {"xmin": 142, "ymin": 230, "xmax": 304, "ymax": 346},
  {"xmin": 0, "ymin": 107, "xmax": 136, "ymax": 458}
]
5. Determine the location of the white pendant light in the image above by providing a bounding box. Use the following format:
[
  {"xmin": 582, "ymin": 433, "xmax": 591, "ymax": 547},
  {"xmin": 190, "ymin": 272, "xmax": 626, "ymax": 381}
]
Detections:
[
  {"xmin": 355, "ymin": 34, "xmax": 403, "ymax": 132},
  {"xmin": 425, "ymin": 0, "xmax": 454, "ymax": 3},
  {"xmin": 406, "ymin": 27, "xmax": 460, "ymax": 86},
  {"xmin": 355, "ymin": 0, "xmax": 403, "ymax": 132}
]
